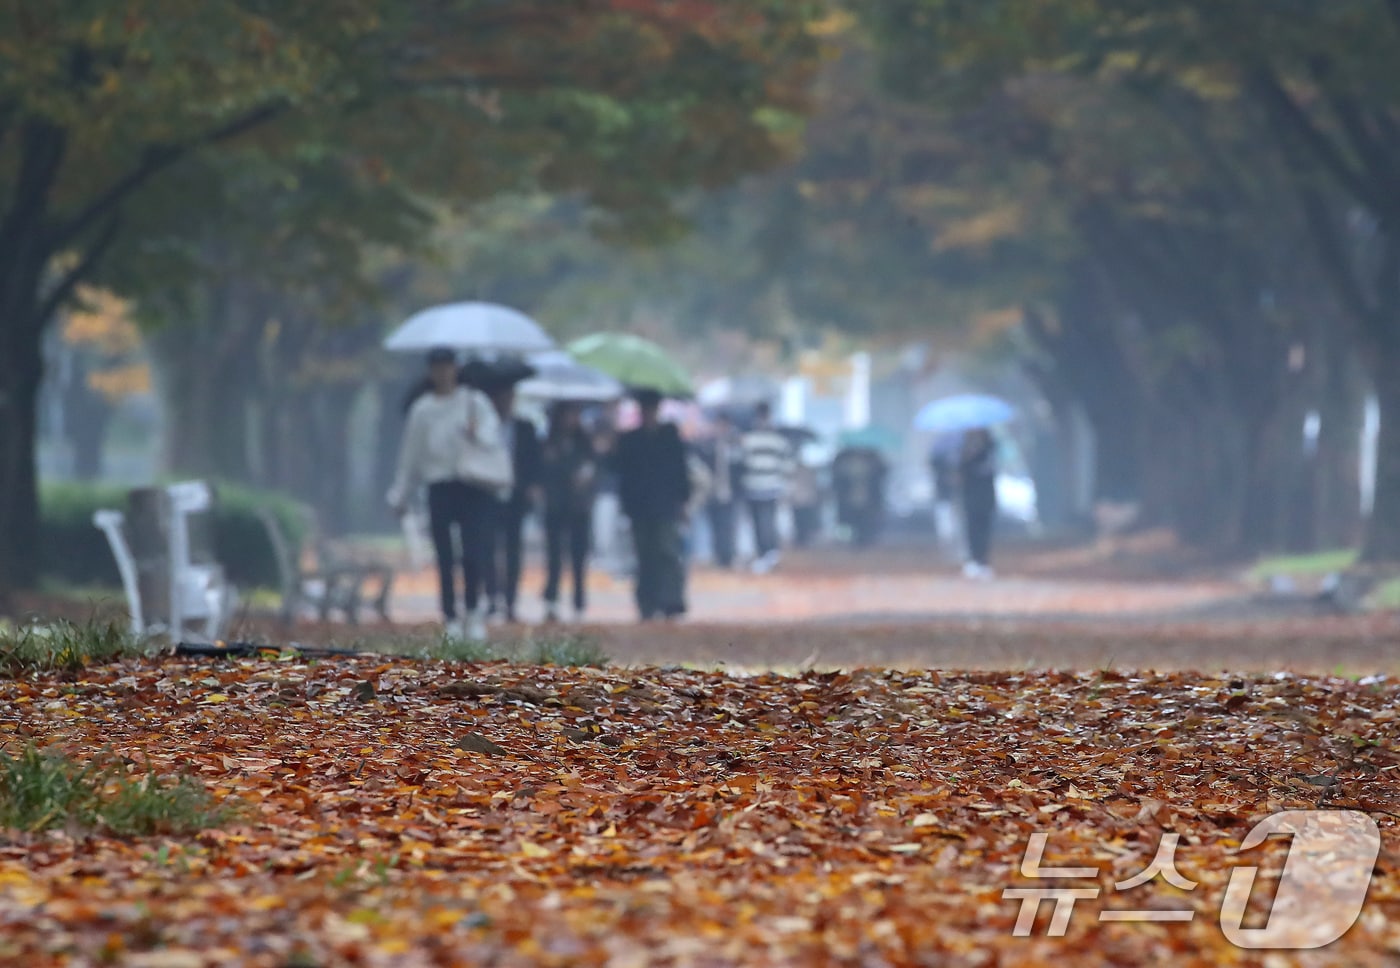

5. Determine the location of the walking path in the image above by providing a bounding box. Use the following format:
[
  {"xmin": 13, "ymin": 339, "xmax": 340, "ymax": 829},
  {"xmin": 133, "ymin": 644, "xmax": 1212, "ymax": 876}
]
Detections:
[{"xmin": 390, "ymin": 560, "xmax": 1243, "ymax": 626}]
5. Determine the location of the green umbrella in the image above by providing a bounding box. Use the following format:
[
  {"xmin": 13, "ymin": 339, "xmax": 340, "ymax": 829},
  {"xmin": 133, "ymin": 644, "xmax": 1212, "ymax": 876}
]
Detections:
[{"xmin": 567, "ymin": 332, "xmax": 694, "ymax": 397}]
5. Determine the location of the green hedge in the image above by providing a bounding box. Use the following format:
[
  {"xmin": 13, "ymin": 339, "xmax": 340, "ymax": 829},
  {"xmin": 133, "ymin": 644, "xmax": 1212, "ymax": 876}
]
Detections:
[{"xmin": 41, "ymin": 481, "xmax": 308, "ymax": 591}]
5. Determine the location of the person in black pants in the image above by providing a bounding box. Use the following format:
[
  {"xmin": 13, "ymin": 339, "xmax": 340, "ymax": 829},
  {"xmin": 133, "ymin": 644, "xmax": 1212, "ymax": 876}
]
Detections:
[
  {"xmin": 959, "ymin": 427, "xmax": 999, "ymax": 579},
  {"xmin": 427, "ymin": 481, "xmax": 496, "ymax": 627},
  {"xmin": 614, "ymin": 389, "xmax": 691, "ymax": 621},
  {"xmin": 387, "ymin": 347, "xmax": 504, "ymax": 641},
  {"xmin": 485, "ymin": 382, "xmax": 541, "ymax": 623},
  {"xmin": 540, "ymin": 403, "xmax": 598, "ymax": 622}
]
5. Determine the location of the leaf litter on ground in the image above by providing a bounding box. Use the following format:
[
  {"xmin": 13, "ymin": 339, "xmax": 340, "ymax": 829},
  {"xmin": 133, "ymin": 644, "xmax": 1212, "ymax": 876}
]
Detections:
[{"xmin": 0, "ymin": 654, "xmax": 1396, "ymax": 966}]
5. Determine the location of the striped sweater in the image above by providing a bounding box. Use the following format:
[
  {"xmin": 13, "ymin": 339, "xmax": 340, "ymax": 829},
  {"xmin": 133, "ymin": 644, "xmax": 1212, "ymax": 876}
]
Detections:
[{"xmin": 740, "ymin": 428, "xmax": 795, "ymax": 500}]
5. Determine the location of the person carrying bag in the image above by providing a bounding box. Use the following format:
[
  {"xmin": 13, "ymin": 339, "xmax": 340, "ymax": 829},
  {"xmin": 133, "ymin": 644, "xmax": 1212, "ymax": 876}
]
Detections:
[{"xmin": 388, "ymin": 348, "xmax": 512, "ymax": 641}]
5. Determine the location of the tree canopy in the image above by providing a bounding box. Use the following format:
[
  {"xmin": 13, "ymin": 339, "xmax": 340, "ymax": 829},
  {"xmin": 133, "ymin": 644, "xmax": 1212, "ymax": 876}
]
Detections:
[{"xmin": 0, "ymin": 0, "xmax": 829, "ymax": 601}]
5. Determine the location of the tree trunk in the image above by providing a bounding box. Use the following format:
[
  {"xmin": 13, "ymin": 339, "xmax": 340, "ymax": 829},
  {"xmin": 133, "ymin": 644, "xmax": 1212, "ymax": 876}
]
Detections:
[
  {"xmin": 61, "ymin": 355, "xmax": 113, "ymax": 482},
  {"xmin": 1085, "ymin": 394, "xmax": 1142, "ymax": 504},
  {"xmin": 0, "ymin": 260, "xmax": 48, "ymax": 603},
  {"xmin": 1315, "ymin": 335, "xmax": 1364, "ymax": 549},
  {"xmin": 1363, "ymin": 343, "xmax": 1400, "ymax": 562},
  {"xmin": 0, "ymin": 331, "xmax": 43, "ymax": 601},
  {"xmin": 160, "ymin": 360, "xmax": 219, "ymax": 478},
  {"xmin": 310, "ymin": 384, "xmax": 359, "ymax": 536},
  {"xmin": 373, "ymin": 379, "xmax": 408, "ymax": 531}
]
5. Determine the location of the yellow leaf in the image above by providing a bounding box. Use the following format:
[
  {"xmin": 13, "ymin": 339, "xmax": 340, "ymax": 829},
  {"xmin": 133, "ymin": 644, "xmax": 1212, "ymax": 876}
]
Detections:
[{"xmin": 202, "ymin": 694, "xmax": 229, "ymax": 704}]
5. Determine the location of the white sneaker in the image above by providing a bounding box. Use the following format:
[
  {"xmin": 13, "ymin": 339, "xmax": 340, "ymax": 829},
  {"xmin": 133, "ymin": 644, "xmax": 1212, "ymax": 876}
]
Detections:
[
  {"xmin": 544, "ymin": 604, "xmax": 560, "ymax": 624},
  {"xmin": 466, "ymin": 610, "xmax": 488, "ymax": 642},
  {"xmin": 962, "ymin": 561, "xmax": 980, "ymax": 579},
  {"xmin": 444, "ymin": 619, "xmax": 466, "ymax": 642},
  {"xmin": 572, "ymin": 607, "xmax": 586, "ymax": 625}
]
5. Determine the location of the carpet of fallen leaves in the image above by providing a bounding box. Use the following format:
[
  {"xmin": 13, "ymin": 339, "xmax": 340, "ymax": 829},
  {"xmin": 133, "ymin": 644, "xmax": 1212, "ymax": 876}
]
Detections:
[{"xmin": 2, "ymin": 656, "xmax": 1399, "ymax": 967}]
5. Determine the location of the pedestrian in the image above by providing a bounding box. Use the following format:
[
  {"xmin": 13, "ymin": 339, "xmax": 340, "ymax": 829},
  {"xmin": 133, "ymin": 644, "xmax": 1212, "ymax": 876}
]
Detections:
[
  {"xmin": 540, "ymin": 402, "xmax": 598, "ymax": 623},
  {"xmin": 959, "ymin": 427, "xmax": 999, "ymax": 579},
  {"xmin": 483, "ymin": 380, "xmax": 541, "ymax": 624},
  {"xmin": 789, "ymin": 450, "xmax": 823, "ymax": 548},
  {"xmin": 685, "ymin": 441, "xmax": 714, "ymax": 562},
  {"xmin": 740, "ymin": 401, "xmax": 795, "ymax": 573},
  {"xmin": 699, "ymin": 412, "xmax": 742, "ymax": 568},
  {"xmin": 930, "ymin": 434, "xmax": 962, "ymax": 560},
  {"xmin": 590, "ymin": 419, "xmax": 628, "ymax": 577},
  {"xmin": 613, "ymin": 388, "xmax": 691, "ymax": 621},
  {"xmin": 387, "ymin": 347, "xmax": 512, "ymax": 641},
  {"xmin": 832, "ymin": 445, "xmax": 887, "ymax": 548}
]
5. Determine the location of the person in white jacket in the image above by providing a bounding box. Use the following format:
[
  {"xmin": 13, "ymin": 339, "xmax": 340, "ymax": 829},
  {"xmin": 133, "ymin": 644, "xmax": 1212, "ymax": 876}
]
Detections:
[{"xmin": 388, "ymin": 348, "xmax": 504, "ymax": 641}]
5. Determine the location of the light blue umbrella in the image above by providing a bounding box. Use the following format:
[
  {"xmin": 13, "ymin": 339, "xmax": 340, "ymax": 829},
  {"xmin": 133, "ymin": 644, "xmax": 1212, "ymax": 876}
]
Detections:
[{"xmin": 915, "ymin": 394, "xmax": 1015, "ymax": 433}]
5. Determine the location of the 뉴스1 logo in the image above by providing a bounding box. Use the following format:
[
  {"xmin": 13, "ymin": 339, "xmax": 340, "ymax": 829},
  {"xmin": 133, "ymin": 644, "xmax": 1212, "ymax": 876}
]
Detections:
[{"xmin": 1003, "ymin": 809, "xmax": 1380, "ymax": 949}]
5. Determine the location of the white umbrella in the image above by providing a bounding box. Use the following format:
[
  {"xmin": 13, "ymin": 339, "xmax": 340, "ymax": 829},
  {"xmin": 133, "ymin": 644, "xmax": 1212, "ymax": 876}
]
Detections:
[
  {"xmin": 383, "ymin": 302, "xmax": 555, "ymax": 355},
  {"xmin": 518, "ymin": 350, "xmax": 624, "ymax": 402}
]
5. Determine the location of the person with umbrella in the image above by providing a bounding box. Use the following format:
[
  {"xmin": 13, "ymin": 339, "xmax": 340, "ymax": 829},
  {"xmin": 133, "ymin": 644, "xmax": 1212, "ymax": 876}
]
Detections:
[
  {"xmin": 913, "ymin": 394, "xmax": 1014, "ymax": 577},
  {"xmin": 387, "ymin": 348, "xmax": 511, "ymax": 641},
  {"xmin": 479, "ymin": 369, "xmax": 542, "ymax": 625},
  {"xmin": 929, "ymin": 433, "xmax": 963, "ymax": 560},
  {"xmin": 613, "ymin": 388, "xmax": 691, "ymax": 621},
  {"xmin": 539, "ymin": 402, "xmax": 599, "ymax": 623},
  {"xmin": 959, "ymin": 427, "xmax": 999, "ymax": 579},
  {"xmin": 832, "ymin": 442, "xmax": 888, "ymax": 548}
]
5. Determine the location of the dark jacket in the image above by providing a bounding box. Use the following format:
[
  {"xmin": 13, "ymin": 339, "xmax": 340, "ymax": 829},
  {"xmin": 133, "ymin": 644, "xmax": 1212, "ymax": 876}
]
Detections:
[
  {"xmin": 541, "ymin": 427, "xmax": 599, "ymax": 517},
  {"xmin": 506, "ymin": 417, "xmax": 543, "ymax": 513},
  {"xmin": 959, "ymin": 438, "xmax": 998, "ymax": 510},
  {"xmin": 614, "ymin": 422, "xmax": 691, "ymax": 521}
]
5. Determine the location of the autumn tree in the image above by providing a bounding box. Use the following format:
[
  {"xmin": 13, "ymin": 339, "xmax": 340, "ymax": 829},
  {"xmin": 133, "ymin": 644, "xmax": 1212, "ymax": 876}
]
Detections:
[
  {"xmin": 0, "ymin": 0, "xmax": 826, "ymax": 601},
  {"xmin": 858, "ymin": 0, "xmax": 1383, "ymax": 555}
]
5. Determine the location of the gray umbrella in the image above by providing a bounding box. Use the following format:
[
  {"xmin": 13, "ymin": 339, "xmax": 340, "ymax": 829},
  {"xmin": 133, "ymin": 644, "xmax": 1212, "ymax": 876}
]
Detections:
[{"xmin": 518, "ymin": 350, "xmax": 624, "ymax": 402}]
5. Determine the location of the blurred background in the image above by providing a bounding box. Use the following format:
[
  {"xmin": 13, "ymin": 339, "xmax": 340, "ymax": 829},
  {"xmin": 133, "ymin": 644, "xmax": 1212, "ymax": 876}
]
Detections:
[{"xmin": 4, "ymin": 1, "xmax": 1399, "ymax": 617}]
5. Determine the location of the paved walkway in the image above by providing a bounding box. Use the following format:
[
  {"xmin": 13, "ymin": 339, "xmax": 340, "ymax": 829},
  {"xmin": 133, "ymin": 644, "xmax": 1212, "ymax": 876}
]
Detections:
[{"xmin": 390, "ymin": 560, "xmax": 1245, "ymax": 626}]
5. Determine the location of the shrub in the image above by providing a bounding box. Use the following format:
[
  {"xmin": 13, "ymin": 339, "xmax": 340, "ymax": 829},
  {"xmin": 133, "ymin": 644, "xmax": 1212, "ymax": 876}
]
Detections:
[{"xmin": 40, "ymin": 480, "xmax": 308, "ymax": 591}]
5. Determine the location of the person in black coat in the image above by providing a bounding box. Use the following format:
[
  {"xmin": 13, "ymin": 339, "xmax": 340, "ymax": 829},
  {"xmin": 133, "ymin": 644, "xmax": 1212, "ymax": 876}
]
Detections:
[
  {"xmin": 540, "ymin": 402, "xmax": 598, "ymax": 622},
  {"xmin": 485, "ymin": 382, "xmax": 542, "ymax": 622},
  {"xmin": 959, "ymin": 427, "xmax": 999, "ymax": 578},
  {"xmin": 613, "ymin": 389, "xmax": 691, "ymax": 620}
]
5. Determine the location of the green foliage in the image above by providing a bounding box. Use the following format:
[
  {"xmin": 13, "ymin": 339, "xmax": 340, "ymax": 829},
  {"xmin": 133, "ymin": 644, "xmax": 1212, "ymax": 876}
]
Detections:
[
  {"xmin": 419, "ymin": 637, "xmax": 497, "ymax": 665},
  {"xmin": 1248, "ymin": 549, "xmax": 1360, "ymax": 582},
  {"xmin": 99, "ymin": 768, "xmax": 233, "ymax": 838},
  {"xmin": 0, "ymin": 620, "xmax": 150, "ymax": 676},
  {"xmin": 417, "ymin": 633, "xmax": 610, "ymax": 668},
  {"xmin": 524, "ymin": 635, "xmax": 611, "ymax": 669},
  {"xmin": 39, "ymin": 482, "xmax": 307, "ymax": 591},
  {"xmin": 0, "ymin": 745, "xmax": 230, "ymax": 837}
]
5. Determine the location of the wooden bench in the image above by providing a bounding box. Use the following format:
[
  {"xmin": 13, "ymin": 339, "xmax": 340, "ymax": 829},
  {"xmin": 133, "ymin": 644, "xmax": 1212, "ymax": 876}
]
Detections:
[{"xmin": 257, "ymin": 507, "xmax": 394, "ymax": 626}]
